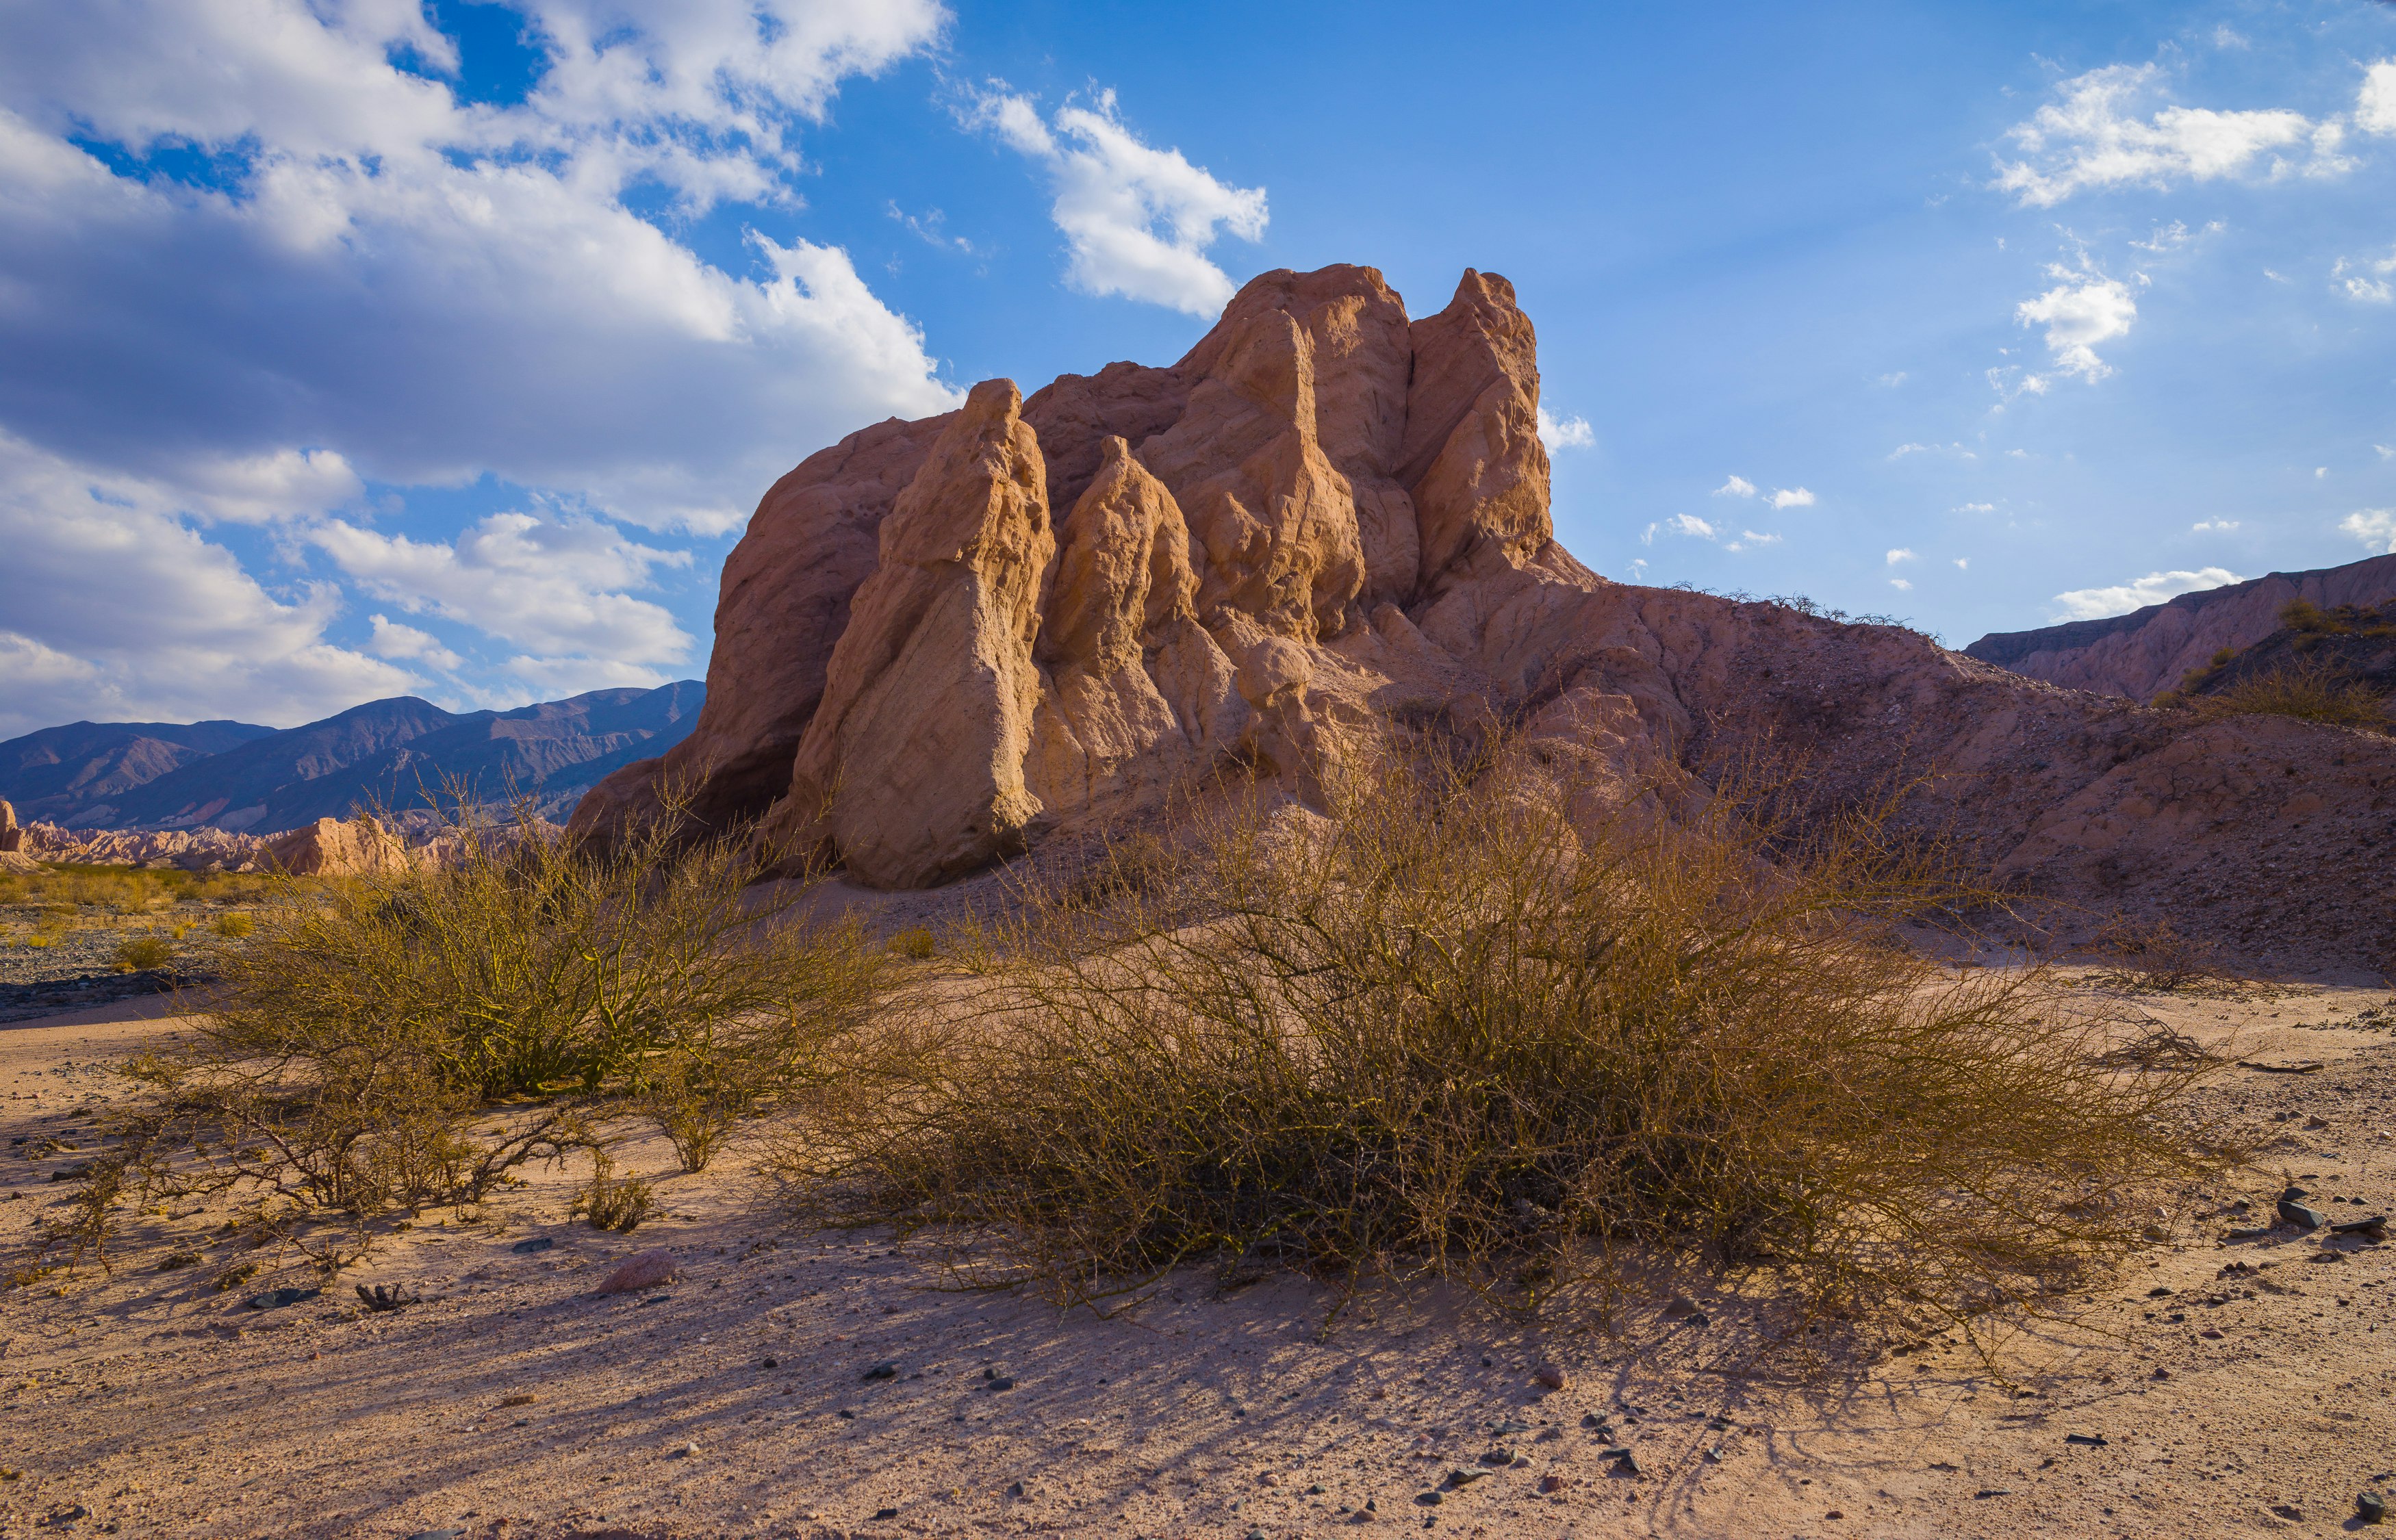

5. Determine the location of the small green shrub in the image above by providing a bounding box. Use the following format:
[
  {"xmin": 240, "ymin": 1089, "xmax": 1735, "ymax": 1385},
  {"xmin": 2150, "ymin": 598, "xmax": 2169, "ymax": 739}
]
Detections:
[
  {"xmin": 112, "ymin": 936, "xmax": 173, "ymax": 973},
  {"xmin": 583, "ymin": 1157, "xmax": 654, "ymax": 1233},
  {"xmin": 887, "ymin": 926, "xmax": 936, "ymax": 960},
  {"xmin": 30, "ymin": 783, "xmax": 890, "ymax": 1276}
]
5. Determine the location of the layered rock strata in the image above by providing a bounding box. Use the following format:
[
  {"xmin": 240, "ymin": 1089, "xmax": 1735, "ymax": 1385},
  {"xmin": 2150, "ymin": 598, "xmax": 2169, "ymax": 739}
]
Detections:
[{"xmin": 572, "ymin": 264, "xmax": 2396, "ymax": 968}]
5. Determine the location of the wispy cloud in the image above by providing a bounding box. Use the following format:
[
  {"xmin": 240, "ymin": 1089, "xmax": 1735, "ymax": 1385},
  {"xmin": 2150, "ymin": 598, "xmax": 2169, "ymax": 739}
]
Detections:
[
  {"xmin": 1993, "ymin": 63, "xmax": 2340, "ymax": 207},
  {"xmin": 1713, "ymin": 474, "xmax": 1757, "ymax": 498},
  {"xmin": 2333, "ymin": 246, "xmax": 2396, "ymax": 304},
  {"xmin": 965, "ymin": 85, "xmax": 1266, "ymax": 316}
]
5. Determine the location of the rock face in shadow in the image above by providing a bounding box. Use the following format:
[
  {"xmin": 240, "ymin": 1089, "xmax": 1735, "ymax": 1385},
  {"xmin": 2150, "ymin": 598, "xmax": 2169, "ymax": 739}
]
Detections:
[
  {"xmin": 568, "ymin": 262, "xmax": 2396, "ymax": 968},
  {"xmin": 1964, "ymin": 554, "xmax": 2396, "ymax": 702}
]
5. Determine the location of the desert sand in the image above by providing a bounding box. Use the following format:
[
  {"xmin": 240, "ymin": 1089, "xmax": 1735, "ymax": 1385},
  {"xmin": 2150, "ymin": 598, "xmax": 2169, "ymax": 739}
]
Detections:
[{"xmin": 1, "ymin": 977, "xmax": 2391, "ymax": 1540}]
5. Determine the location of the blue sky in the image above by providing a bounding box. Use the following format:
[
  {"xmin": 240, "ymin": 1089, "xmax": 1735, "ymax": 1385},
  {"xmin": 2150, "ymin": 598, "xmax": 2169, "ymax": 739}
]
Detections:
[{"xmin": 1, "ymin": 0, "xmax": 2393, "ymax": 735}]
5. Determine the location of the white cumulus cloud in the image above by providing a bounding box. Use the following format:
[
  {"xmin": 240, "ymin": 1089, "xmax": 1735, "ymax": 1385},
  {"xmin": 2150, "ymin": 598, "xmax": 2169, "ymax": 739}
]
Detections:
[
  {"xmin": 1993, "ymin": 63, "xmax": 2334, "ymax": 207},
  {"xmin": 309, "ymin": 509, "xmax": 693, "ymax": 684},
  {"xmin": 2344, "ymin": 509, "xmax": 2396, "ymax": 553},
  {"xmin": 0, "ymin": 430, "xmax": 417, "ymax": 737},
  {"xmin": 366, "ymin": 615, "xmax": 463, "ymax": 673},
  {"xmin": 1713, "ymin": 474, "xmax": 1757, "ymax": 498},
  {"xmin": 967, "ymin": 86, "xmax": 1266, "ymax": 317},
  {"xmin": 1886, "ymin": 548, "xmax": 1916, "ymax": 565},
  {"xmin": 0, "ymin": 0, "xmax": 962, "ymax": 524},
  {"xmin": 2360, "ymin": 60, "xmax": 2396, "ymax": 136},
  {"xmin": 1769, "ymin": 487, "xmax": 1815, "ymax": 509},
  {"xmin": 1537, "ymin": 407, "xmax": 1594, "ymax": 450},
  {"xmin": 2050, "ymin": 567, "xmax": 2245, "ymax": 621},
  {"xmin": 2191, "ymin": 519, "xmax": 2240, "ymax": 532},
  {"xmin": 2017, "ymin": 270, "xmax": 2138, "ymax": 381}
]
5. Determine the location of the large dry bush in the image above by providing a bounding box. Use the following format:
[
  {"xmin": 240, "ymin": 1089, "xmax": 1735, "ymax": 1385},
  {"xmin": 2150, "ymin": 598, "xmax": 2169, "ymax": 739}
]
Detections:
[
  {"xmin": 792, "ymin": 741, "xmax": 2219, "ymax": 1329},
  {"xmin": 36, "ymin": 793, "xmax": 887, "ymax": 1274},
  {"xmin": 2192, "ymin": 656, "xmax": 2391, "ymax": 732}
]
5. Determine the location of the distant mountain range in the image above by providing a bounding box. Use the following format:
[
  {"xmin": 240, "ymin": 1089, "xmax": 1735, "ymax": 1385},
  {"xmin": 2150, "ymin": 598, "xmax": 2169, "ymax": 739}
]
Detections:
[{"xmin": 0, "ymin": 682, "xmax": 704, "ymax": 834}]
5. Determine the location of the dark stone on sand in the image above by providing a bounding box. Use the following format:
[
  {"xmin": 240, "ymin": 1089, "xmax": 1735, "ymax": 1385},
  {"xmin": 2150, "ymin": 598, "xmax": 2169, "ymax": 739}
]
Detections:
[{"xmin": 2280, "ymin": 1199, "xmax": 2330, "ymax": 1230}]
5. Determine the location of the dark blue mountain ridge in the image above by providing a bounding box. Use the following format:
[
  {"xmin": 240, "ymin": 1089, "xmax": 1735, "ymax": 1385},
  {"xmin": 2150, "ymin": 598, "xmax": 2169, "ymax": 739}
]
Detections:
[
  {"xmin": 0, "ymin": 682, "xmax": 704, "ymax": 834},
  {"xmin": 1, "ymin": 719, "xmax": 280, "ymax": 812}
]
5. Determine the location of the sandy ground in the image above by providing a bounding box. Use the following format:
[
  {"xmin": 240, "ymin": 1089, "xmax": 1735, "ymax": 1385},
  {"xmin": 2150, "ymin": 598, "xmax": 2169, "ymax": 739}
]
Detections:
[{"xmin": 1, "ymin": 980, "xmax": 2391, "ymax": 1540}]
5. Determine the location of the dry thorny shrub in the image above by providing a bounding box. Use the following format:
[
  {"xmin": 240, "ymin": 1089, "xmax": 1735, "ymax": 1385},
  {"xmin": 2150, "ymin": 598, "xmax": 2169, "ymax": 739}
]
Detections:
[
  {"xmin": 2191, "ymin": 656, "xmax": 2391, "ymax": 732},
  {"xmin": 2080, "ymin": 915, "xmax": 2234, "ymax": 996},
  {"xmin": 29, "ymin": 784, "xmax": 887, "ymax": 1277},
  {"xmin": 782, "ymin": 736, "xmax": 2225, "ymax": 1341}
]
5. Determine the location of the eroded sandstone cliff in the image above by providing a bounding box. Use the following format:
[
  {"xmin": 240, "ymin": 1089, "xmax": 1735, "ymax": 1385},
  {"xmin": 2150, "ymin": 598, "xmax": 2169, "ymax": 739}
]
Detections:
[{"xmin": 570, "ymin": 264, "xmax": 2396, "ymax": 968}]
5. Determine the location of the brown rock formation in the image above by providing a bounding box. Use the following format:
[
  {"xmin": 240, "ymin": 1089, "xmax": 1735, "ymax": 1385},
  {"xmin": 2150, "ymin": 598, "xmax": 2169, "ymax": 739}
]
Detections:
[
  {"xmin": 759, "ymin": 380, "xmax": 1056, "ymax": 888},
  {"xmin": 0, "ymin": 799, "xmax": 18, "ymax": 854},
  {"xmin": 568, "ymin": 263, "xmax": 2396, "ymax": 968},
  {"xmin": 1965, "ymin": 554, "xmax": 2396, "ymax": 702}
]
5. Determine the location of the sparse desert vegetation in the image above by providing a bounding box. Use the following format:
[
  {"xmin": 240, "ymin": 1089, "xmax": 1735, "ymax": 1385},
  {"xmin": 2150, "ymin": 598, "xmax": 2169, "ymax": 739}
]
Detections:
[
  {"xmin": 792, "ymin": 743, "xmax": 2221, "ymax": 1336},
  {"xmin": 28, "ymin": 744, "xmax": 2228, "ymax": 1364}
]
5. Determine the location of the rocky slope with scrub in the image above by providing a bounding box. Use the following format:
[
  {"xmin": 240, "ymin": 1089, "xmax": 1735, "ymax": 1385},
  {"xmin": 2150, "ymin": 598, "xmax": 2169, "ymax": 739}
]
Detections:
[{"xmin": 572, "ymin": 263, "xmax": 2396, "ymax": 971}]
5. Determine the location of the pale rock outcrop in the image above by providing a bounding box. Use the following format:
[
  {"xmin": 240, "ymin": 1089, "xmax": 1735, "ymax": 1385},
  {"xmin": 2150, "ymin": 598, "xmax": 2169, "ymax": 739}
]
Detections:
[
  {"xmin": 1401, "ymin": 270, "xmax": 1555, "ymax": 592},
  {"xmin": 762, "ymin": 380, "xmax": 1056, "ymax": 888},
  {"xmin": 1024, "ymin": 437, "xmax": 1210, "ymax": 821},
  {"xmin": 23, "ymin": 822, "xmax": 267, "ymax": 871},
  {"xmin": 262, "ymin": 815, "xmax": 413, "ymax": 877},
  {"xmin": 565, "ymin": 261, "xmax": 2396, "ymax": 966},
  {"xmin": 1136, "ymin": 303, "xmax": 1367, "ymax": 641}
]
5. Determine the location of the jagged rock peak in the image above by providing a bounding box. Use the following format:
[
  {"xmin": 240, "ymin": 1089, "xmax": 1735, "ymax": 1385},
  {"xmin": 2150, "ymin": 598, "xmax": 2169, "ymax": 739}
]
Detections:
[{"xmin": 572, "ymin": 263, "xmax": 1566, "ymax": 880}]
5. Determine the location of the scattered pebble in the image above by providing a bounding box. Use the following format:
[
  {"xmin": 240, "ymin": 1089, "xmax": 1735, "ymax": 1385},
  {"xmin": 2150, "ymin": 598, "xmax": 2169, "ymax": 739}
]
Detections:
[
  {"xmin": 863, "ymin": 1361, "xmax": 898, "ymax": 1381},
  {"xmin": 509, "ymin": 1236, "xmax": 554, "ymax": 1255},
  {"xmin": 666, "ymin": 1441, "xmax": 699, "ymax": 1459},
  {"xmin": 244, "ymin": 1286, "xmax": 320, "ymax": 1311}
]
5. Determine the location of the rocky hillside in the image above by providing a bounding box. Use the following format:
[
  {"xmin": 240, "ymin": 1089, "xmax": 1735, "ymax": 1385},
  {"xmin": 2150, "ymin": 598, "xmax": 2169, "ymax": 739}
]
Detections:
[
  {"xmin": 2170, "ymin": 598, "xmax": 2396, "ymax": 706},
  {"xmin": 1963, "ymin": 554, "xmax": 2396, "ymax": 702},
  {"xmin": 1, "ymin": 683, "xmax": 704, "ymax": 834},
  {"xmin": 572, "ymin": 263, "xmax": 2396, "ymax": 970}
]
